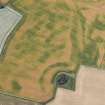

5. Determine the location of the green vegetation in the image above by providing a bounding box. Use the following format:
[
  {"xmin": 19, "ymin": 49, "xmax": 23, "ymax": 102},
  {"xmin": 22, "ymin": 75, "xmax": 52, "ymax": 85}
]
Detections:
[
  {"xmin": 80, "ymin": 42, "xmax": 98, "ymax": 66},
  {"xmin": 95, "ymin": 36, "xmax": 104, "ymax": 43},
  {"xmin": 70, "ymin": 15, "xmax": 79, "ymax": 48},
  {"xmin": 11, "ymin": 80, "xmax": 22, "ymax": 92},
  {"xmin": 38, "ymin": 51, "xmax": 50, "ymax": 63},
  {"xmin": 77, "ymin": 10, "xmax": 86, "ymax": 32},
  {"xmin": 94, "ymin": 19, "xmax": 105, "ymax": 30},
  {"xmin": 55, "ymin": 1, "xmax": 71, "ymax": 11}
]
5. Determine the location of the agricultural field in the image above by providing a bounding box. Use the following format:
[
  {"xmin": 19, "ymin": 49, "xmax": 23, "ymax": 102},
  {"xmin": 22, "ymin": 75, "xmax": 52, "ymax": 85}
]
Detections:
[{"xmin": 1, "ymin": 0, "xmax": 105, "ymax": 104}]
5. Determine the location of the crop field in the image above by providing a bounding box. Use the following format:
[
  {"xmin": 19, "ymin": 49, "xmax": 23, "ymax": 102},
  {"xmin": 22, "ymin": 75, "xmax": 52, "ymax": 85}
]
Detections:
[{"xmin": 1, "ymin": 0, "xmax": 105, "ymax": 104}]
